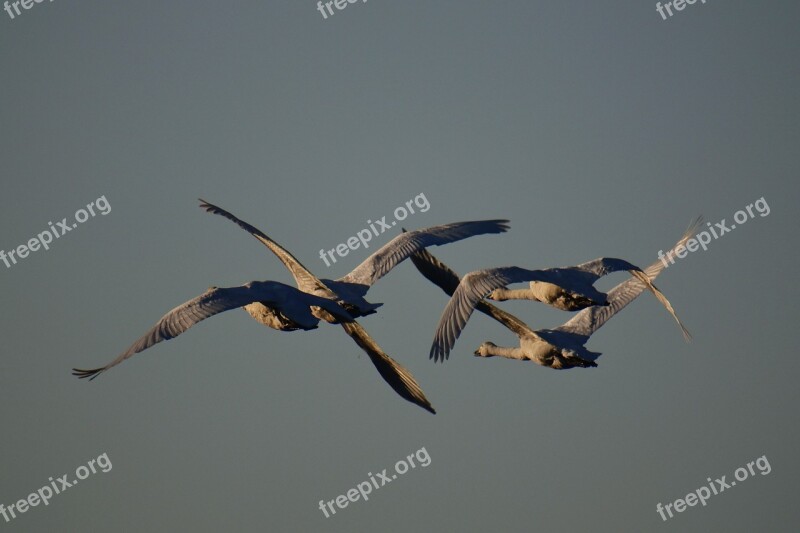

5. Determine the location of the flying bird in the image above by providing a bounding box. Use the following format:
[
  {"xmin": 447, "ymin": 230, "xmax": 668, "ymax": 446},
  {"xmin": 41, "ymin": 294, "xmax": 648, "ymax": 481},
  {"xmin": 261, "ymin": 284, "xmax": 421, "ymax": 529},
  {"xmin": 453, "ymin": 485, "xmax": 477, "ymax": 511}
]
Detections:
[
  {"xmin": 486, "ymin": 259, "xmax": 657, "ymax": 311},
  {"xmin": 428, "ymin": 261, "xmax": 687, "ymax": 362},
  {"xmin": 74, "ymin": 205, "xmax": 439, "ymax": 413},
  {"xmin": 74, "ymin": 280, "xmax": 435, "ymax": 413},
  {"xmin": 412, "ymin": 220, "xmax": 699, "ymax": 364}
]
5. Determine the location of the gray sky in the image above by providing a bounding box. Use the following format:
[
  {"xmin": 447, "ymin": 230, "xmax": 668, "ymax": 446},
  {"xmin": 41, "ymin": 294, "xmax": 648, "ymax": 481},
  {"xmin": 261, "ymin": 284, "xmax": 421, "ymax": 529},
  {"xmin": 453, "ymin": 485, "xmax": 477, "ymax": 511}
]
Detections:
[{"xmin": 1, "ymin": 1, "xmax": 798, "ymax": 531}]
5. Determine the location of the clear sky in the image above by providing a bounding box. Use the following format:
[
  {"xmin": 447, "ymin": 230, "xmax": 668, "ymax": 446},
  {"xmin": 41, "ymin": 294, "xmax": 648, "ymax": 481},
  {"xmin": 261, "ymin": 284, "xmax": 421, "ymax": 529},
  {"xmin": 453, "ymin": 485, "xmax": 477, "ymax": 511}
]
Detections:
[{"xmin": 1, "ymin": 1, "xmax": 798, "ymax": 531}]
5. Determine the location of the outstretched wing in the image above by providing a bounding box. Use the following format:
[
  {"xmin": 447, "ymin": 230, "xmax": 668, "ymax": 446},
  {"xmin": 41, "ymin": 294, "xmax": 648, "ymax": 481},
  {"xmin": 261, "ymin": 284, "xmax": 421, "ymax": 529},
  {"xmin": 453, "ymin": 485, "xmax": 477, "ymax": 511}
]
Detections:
[
  {"xmin": 556, "ymin": 217, "xmax": 702, "ymax": 339},
  {"xmin": 339, "ymin": 219, "xmax": 510, "ymax": 288},
  {"xmin": 575, "ymin": 257, "xmax": 689, "ymax": 339},
  {"xmin": 199, "ymin": 199, "xmax": 336, "ymax": 297},
  {"xmin": 73, "ymin": 281, "xmax": 328, "ymax": 380},
  {"xmin": 408, "ymin": 244, "xmax": 537, "ymax": 339},
  {"xmin": 340, "ymin": 321, "xmax": 435, "ymax": 414}
]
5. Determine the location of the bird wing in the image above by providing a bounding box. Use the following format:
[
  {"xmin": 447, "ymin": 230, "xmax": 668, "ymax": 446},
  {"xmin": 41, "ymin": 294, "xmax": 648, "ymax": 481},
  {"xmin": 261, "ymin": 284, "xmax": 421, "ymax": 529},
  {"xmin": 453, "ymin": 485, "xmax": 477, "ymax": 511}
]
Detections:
[
  {"xmin": 199, "ymin": 199, "xmax": 336, "ymax": 297},
  {"xmin": 556, "ymin": 217, "xmax": 703, "ymax": 339},
  {"xmin": 574, "ymin": 257, "xmax": 639, "ymax": 278},
  {"xmin": 339, "ymin": 321, "xmax": 435, "ymax": 414},
  {"xmin": 339, "ymin": 219, "xmax": 510, "ymax": 288},
  {"xmin": 407, "ymin": 242, "xmax": 462, "ymax": 295},
  {"xmin": 575, "ymin": 256, "xmax": 689, "ymax": 340},
  {"xmin": 408, "ymin": 244, "xmax": 537, "ymax": 339},
  {"xmin": 430, "ymin": 266, "xmax": 567, "ymax": 362},
  {"xmin": 72, "ymin": 281, "xmax": 326, "ymax": 380}
]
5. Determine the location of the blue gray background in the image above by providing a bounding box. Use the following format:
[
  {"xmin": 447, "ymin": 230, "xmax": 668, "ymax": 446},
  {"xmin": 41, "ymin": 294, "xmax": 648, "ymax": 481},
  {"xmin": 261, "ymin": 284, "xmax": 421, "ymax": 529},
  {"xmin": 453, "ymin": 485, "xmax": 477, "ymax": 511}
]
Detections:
[{"xmin": 1, "ymin": 1, "xmax": 798, "ymax": 531}]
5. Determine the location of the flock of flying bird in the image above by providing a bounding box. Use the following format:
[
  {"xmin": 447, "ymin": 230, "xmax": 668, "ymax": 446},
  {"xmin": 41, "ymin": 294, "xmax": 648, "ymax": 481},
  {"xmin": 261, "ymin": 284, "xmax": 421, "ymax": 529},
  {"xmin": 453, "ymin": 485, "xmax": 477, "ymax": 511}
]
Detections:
[{"xmin": 73, "ymin": 200, "xmax": 701, "ymax": 414}]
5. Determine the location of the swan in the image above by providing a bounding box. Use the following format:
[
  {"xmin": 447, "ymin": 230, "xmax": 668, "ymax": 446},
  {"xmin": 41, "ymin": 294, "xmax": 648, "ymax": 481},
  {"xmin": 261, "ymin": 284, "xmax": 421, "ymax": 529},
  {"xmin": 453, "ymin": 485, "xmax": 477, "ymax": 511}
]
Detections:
[
  {"xmin": 429, "ymin": 262, "xmax": 687, "ymax": 362},
  {"xmin": 73, "ymin": 280, "xmax": 435, "ymax": 413},
  {"xmin": 198, "ymin": 199, "xmax": 509, "ymax": 320},
  {"xmin": 73, "ymin": 214, "xmax": 438, "ymax": 413},
  {"xmin": 410, "ymin": 218, "xmax": 701, "ymax": 368},
  {"xmin": 486, "ymin": 259, "xmax": 654, "ymax": 311}
]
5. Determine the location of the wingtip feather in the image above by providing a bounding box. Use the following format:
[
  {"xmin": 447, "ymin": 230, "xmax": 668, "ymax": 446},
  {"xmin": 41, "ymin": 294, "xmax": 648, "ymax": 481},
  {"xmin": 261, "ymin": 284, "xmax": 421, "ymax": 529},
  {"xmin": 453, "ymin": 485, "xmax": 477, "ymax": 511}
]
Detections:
[{"xmin": 72, "ymin": 367, "xmax": 105, "ymax": 380}]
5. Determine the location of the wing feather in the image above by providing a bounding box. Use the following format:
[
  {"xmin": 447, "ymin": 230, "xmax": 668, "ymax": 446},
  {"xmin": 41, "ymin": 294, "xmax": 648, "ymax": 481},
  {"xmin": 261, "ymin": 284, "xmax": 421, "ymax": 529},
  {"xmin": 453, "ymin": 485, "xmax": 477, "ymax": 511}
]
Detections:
[
  {"xmin": 340, "ymin": 219, "xmax": 510, "ymax": 287},
  {"xmin": 199, "ymin": 199, "xmax": 335, "ymax": 296},
  {"xmin": 408, "ymin": 246, "xmax": 537, "ymax": 338},
  {"xmin": 557, "ymin": 217, "xmax": 702, "ymax": 338},
  {"xmin": 73, "ymin": 281, "xmax": 319, "ymax": 379},
  {"xmin": 340, "ymin": 321, "xmax": 435, "ymax": 414}
]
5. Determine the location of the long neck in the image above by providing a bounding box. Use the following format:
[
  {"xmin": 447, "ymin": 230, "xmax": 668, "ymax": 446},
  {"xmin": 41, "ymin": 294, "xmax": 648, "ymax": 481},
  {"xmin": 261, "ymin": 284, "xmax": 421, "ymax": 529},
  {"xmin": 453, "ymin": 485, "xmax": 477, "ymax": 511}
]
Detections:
[
  {"xmin": 483, "ymin": 344, "xmax": 526, "ymax": 360},
  {"xmin": 491, "ymin": 288, "xmax": 539, "ymax": 302}
]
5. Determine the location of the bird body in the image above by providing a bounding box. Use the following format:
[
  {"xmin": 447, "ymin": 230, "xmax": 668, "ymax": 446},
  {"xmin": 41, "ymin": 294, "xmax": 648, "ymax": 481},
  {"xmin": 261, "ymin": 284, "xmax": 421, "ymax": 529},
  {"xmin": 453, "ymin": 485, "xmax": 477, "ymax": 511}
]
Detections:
[
  {"xmin": 487, "ymin": 257, "xmax": 662, "ymax": 309},
  {"xmin": 244, "ymin": 301, "xmax": 323, "ymax": 331},
  {"xmin": 474, "ymin": 330, "xmax": 602, "ymax": 369},
  {"xmin": 491, "ymin": 280, "xmax": 606, "ymax": 310},
  {"xmin": 474, "ymin": 335, "xmax": 601, "ymax": 369}
]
